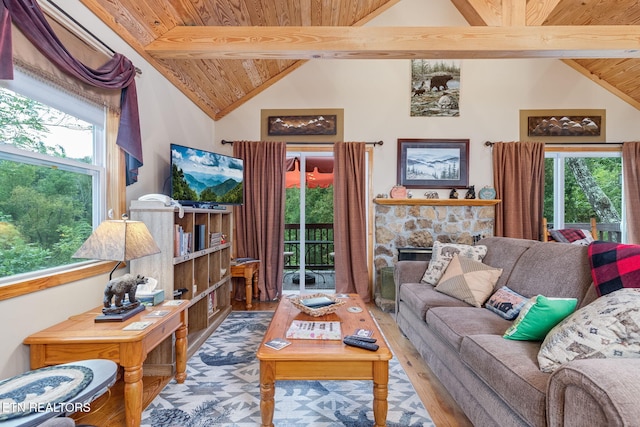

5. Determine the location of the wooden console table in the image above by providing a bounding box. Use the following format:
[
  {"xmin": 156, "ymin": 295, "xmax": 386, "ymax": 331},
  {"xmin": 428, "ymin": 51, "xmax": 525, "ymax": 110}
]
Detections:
[
  {"xmin": 231, "ymin": 259, "xmax": 260, "ymax": 309},
  {"xmin": 23, "ymin": 301, "xmax": 189, "ymax": 427}
]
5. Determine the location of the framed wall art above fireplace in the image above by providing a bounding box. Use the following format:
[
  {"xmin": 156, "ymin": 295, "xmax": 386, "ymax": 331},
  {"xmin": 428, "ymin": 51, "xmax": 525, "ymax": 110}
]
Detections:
[{"xmin": 397, "ymin": 138, "xmax": 469, "ymax": 189}]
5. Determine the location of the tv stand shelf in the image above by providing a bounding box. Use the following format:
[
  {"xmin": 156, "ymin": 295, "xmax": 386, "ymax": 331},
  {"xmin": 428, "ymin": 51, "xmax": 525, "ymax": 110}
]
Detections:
[{"xmin": 129, "ymin": 200, "xmax": 233, "ymax": 374}]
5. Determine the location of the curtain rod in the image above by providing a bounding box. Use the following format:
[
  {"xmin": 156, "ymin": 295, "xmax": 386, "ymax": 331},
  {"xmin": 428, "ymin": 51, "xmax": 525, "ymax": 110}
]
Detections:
[
  {"xmin": 221, "ymin": 140, "xmax": 383, "ymax": 146},
  {"xmin": 43, "ymin": 0, "xmax": 142, "ymax": 75},
  {"xmin": 485, "ymin": 141, "xmax": 623, "ymax": 146}
]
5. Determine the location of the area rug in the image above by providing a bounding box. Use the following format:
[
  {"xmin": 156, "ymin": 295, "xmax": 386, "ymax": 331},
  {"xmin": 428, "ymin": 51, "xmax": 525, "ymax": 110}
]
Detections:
[{"xmin": 141, "ymin": 311, "xmax": 434, "ymax": 427}]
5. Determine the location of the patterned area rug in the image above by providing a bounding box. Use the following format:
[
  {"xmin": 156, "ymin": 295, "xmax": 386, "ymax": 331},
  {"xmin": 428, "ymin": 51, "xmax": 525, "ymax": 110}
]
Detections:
[{"xmin": 141, "ymin": 311, "xmax": 434, "ymax": 427}]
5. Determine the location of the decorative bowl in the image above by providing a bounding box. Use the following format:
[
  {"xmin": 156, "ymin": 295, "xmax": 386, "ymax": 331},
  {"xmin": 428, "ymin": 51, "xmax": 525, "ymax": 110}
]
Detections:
[
  {"xmin": 479, "ymin": 186, "xmax": 496, "ymax": 200},
  {"xmin": 289, "ymin": 293, "xmax": 346, "ymax": 317}
]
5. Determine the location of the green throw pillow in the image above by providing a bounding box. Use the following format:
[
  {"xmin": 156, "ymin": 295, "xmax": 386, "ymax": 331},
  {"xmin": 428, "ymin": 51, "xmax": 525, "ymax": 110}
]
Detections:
[{"xmin": 503, "ymin": 295, "xmax": 577, "ymax": 341}]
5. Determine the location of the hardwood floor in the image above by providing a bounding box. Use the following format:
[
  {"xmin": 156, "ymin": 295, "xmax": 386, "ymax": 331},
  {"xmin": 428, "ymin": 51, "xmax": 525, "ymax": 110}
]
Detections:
[{"xmin": 72, "ymin": 298, "xmax": 471, "ymax": 426}]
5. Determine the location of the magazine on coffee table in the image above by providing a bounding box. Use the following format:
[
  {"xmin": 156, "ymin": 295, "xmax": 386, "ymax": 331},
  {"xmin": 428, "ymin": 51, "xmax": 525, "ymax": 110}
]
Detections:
[{"xmin": 285, "ymin": 320, "xmax": 342, "ymax": 340}]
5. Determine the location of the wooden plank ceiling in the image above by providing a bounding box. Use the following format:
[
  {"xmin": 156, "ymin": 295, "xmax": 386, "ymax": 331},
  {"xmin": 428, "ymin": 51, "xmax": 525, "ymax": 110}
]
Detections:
[{"xmin": 75, "ymin": 0, "xmax": 640, "ymax": 120}]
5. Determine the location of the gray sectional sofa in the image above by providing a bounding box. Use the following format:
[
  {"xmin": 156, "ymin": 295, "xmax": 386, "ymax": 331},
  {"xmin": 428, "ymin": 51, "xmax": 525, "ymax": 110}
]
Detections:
[{"xmin": 394, "ymin": 236, "xmax": 640, "ymax": 427}]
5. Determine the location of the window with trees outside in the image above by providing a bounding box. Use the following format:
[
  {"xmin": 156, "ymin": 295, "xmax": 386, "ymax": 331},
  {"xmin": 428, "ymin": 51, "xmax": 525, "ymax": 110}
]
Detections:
[
  {"xmin": 544, "ymin": 149, "xmax": 623, "ymax": 242},
  {"xmin": 0, "ymin": 70, "xmax": 107, "ymax": 286}
]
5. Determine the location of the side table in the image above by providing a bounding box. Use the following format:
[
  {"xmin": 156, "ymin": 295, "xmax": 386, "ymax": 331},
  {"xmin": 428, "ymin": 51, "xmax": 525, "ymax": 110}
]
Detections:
[
  {"xmin": 231, "ymin": 259, "xmax": 260, "ymax": 309},
  {"xmin": 23, "ymin": 301, "xmax": 189, "ymax": 427}
]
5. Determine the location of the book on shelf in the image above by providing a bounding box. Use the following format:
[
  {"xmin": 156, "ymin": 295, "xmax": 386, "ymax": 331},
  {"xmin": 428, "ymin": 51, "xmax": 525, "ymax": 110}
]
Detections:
[
  {"xmin": 173, "ymin": 225, "xmax": 192, "ymax": 257},
  {"xmin": 194, "ymin": 224, "xmax": 206, "ymax": 251},
  {"xmin": 210, "ymin": 231, "xmax": 222, "ymax": 247},
  {"xmin": 285, "ymin": 320, "xmax": 341, "ymax": 340}
]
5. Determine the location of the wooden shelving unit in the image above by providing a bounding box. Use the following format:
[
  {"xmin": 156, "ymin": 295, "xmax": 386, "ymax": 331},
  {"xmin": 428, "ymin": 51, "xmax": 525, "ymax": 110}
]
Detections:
[{"xmin": 129, "ymin": 200, "xmax": 233, "ymax": 375}]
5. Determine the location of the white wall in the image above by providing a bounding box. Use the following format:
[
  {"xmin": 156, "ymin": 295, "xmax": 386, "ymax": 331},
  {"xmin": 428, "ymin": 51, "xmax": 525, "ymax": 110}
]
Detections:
[
  {"xmin": 2, "ymin": 0, "xmax": 639, "ymax": 378},
  {"xmin": 215, "ymin": 0, "xmax": 640, "ymax": 198},
  {"xmin": 0, "ymin": 0, "xmax": 216, "ymax": 378}
]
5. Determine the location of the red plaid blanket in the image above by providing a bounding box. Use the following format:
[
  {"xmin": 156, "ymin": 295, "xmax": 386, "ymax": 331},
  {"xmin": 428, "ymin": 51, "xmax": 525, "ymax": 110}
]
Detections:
[{"xmin": 588, "ymin": 241, "xmax": 640, "ymax": 296}]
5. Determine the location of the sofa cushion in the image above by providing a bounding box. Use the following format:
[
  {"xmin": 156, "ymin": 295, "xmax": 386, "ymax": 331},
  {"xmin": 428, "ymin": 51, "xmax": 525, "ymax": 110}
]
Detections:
[
  {"xmin": 399, "ymin": 282, "xmax": 468, "ymax": 321},
  {"xmin": 460, "ymin": 334, "xmax": 549, "ymax": 427},
  {"xmin": 538, "ymin": 288, "xmax": 640, "ymax": 373},
  {"xmin": 434, "ymin": 255, "xmax": 503, "ymax": 307},
  {"xmin": 485, "ymin": 286, "xmax": 527, "ymax": 320},
  {"xmin": 477, "ymin": 237, "xmax": 538, "ymax": 290},
  {"xmin": 503, "ymin": 295, "xmax": 577, "ymax": 341},
  {"xmin": 588, "ymin": 241, "xmax": 640, "ymax": 297},
  {"xmin": 421, "ymin": 241, "xmax": 488, "ymax": 285},
  {"xmin": 426, "ymin": 307, "xmax": 512, "ymax": 352},
  {"xmin": 505, "ymin": 242, "xmax": 592, "ymax": 304}
]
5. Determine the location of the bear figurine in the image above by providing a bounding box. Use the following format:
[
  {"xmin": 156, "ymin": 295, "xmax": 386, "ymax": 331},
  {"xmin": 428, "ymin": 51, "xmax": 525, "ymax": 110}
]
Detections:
[{"xmin": 103, "ymin": 273, "xmax": 147, "ymax": 309}]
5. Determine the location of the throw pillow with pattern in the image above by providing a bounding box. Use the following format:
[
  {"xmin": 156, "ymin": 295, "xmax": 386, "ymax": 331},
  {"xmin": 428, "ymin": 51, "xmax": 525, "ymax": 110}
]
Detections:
[
  {"xmin": 538, "ymin": 288, "xmax": 640, "ymax": 373},
  {"xmin": 485, "ymin": 286, "xmax": 528, "ymax": 320},
  {"xmin": 421, "ymin": 241, "xmax": 488, "ymax": 286},
  {"xmin": 434, "ymin": 254, "xmax": 502, "ymax": 307},
  {"xmin": 589, "ymin": 241, "xmax": 640, "ymax": 296}
]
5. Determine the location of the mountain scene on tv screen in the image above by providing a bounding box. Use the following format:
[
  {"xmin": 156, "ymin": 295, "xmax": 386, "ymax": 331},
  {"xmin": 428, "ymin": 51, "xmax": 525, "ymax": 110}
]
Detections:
[{"xmin": 171, "ymin": 146, "xmax": 243, "ymax": 205}]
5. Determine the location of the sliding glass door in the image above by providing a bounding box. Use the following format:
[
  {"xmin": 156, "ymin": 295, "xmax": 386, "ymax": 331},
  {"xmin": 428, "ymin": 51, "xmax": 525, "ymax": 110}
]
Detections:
[
  {"xmin": 544, "ymin": 151, "xmax": 623, "ymax": 242},
  {"xmin": 284, "ymin": 152, "xmax": 335, "ymax": 293}
]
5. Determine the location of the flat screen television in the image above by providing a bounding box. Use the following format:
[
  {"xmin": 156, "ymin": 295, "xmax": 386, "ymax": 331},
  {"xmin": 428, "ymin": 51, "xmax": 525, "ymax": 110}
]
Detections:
[{"xmin": 170, "ymin": 143, "xmax": 244, "ymax": 207}]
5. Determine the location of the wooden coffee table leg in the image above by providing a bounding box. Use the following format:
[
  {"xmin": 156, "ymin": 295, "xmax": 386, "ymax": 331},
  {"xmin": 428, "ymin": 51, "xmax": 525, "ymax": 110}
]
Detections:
[
  {"xmin": 260, "ymin": 360, "xmax": 275, "ymax": 427},
  {"xmin": 372, "ymin": 360, "xmax": 389, "ymax": 427}
]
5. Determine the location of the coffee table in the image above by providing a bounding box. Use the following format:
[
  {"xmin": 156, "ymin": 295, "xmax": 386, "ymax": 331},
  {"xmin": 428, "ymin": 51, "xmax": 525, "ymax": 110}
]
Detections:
[{"xmin": 256, "ymin": 294, "xmax": 392, "ymax": 427}]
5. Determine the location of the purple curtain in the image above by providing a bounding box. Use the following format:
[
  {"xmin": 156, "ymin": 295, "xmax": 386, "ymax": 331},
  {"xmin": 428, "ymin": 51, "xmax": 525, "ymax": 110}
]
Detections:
[{"xmin": 0, "ymin": 0, "xmax": 142, "ymax": 184}]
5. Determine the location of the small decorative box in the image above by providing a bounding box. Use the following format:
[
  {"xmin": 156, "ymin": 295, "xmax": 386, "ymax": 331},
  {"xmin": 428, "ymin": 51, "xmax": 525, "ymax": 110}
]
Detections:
[{"xmin": 137, "ymin": 289, "xmax": 165, "ymax": 306}]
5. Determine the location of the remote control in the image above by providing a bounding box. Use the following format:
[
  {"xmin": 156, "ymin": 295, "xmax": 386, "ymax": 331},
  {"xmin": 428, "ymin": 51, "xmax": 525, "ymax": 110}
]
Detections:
[
  {"xmin": 343, "ymin": 337, "xmax": 379, "ymax": 351},
  {"xmin": 344, "ymin": 335, "xmax": 377, "ymax": 343}
]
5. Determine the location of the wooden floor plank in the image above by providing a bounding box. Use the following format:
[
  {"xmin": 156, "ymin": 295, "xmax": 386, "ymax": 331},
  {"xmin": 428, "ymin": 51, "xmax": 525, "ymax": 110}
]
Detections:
[{"xmin": 73, "ymin": 298, "xmax": 471, "ymax": 426}]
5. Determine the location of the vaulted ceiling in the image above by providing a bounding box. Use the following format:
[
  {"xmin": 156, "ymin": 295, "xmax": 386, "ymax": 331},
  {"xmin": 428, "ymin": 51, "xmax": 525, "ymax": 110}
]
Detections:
[{"xmin": 76, "ymin": 0, "xmax": 640, "ymax": 120}]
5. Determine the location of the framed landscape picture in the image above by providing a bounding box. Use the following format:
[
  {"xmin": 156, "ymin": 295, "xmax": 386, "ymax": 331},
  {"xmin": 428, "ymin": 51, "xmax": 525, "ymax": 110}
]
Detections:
[{"xmin": 397, "ymin": 139, "xmax": 469, "ymax": 189}]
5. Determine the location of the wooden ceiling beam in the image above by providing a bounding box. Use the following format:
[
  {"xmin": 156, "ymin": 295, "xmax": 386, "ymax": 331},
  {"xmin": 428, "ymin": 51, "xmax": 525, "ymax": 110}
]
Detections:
[
  {"xmin": 526, "ymin": 0, "xmax": 563, "ymax": 26},
  {"xmin": 145, "ymin": 25, "xmax": 640, "ymax": 60},
  {"xmin": 450, "ymin": 0, "xmax": 502, "ymax": 26}
]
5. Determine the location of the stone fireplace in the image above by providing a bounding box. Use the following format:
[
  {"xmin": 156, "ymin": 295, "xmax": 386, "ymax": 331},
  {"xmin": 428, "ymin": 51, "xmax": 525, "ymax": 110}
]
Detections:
[{"xmin": 373, "ymin": 198, "xmax": 500, "ymax": 310}]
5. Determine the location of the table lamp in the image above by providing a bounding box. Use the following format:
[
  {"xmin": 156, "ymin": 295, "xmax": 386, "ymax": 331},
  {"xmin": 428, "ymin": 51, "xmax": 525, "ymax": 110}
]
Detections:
[{"xmin": 73, "ymin": 215, "xmax": 161, "ymax": 322}]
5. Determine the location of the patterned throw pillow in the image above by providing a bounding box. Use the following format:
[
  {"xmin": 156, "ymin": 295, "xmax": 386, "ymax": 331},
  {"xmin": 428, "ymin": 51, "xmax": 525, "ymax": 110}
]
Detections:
[
  {"xmin": 434, "ymin": 254, "xmax": 502, "ymax": 307},
  {"xmin": 421, "ymin": 241, "xmax": 488, "ymax": 285},
  {"xmin": 503, "ymin": 295, "xmax": 577, "ymax": 341},
  {"xmin": 549, "ymin": 229, "xmax": 595, "ymax": 246},
  {"xmin": 589, "ymin": 241, "xmax": 640, "ymax": 296},
  {"xmin": 538, "ymin": 288, "xmax": 640, "ymax": 373},
  {"xmin": 485, "ymin": 286, "xmax": 528, "ymax": 320}
]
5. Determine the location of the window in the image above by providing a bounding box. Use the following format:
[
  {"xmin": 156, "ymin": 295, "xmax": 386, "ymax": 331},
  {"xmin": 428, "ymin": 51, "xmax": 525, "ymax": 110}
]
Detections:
[
  {"xmin": 0, "ymin": 70, "xmax": 107, "ymax": 285},
  {"xmin": 544, "ymin": 149, "xmax": 623, "ymax": 242}
]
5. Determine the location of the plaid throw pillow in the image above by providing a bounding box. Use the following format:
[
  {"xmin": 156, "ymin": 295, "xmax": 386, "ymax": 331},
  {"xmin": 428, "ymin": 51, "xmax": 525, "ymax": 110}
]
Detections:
[
  {"xmin": 588, "ymin": 241, "xmax": 640, "ymax": 296},
  {"xmin": 549, "ymin": 228, "xmax": 586, "ymax": 243}
]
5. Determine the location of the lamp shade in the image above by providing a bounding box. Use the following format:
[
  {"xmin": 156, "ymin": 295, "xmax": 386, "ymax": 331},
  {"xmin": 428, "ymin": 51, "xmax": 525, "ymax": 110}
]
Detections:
[{"xmin": 73, "ymin": 219, "xmax": 161, "ymax": 262}]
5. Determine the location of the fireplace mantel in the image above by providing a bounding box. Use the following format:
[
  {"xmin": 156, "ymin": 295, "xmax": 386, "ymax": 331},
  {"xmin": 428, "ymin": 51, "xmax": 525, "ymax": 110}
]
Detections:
[{"xmin": 374, "ymin": 198, "xmax": 501, "ymax": 206}]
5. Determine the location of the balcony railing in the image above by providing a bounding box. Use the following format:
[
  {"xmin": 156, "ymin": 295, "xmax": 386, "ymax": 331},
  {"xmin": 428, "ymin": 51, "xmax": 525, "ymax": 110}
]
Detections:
[{"xmin": 284, "ymin": 223, "xmax": 334, "ymax": 270}]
